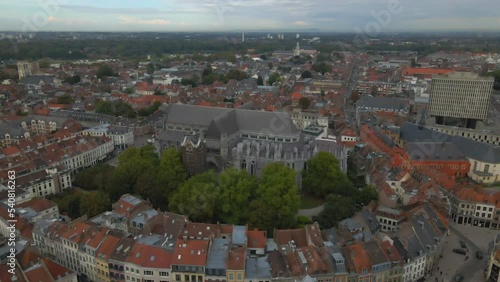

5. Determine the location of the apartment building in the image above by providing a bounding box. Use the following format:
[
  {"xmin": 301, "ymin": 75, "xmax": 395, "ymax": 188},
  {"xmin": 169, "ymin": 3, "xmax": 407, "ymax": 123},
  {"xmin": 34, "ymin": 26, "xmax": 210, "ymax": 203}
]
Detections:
[
  {"xmin": 171, "ymin": 239, "xmax": 210, "ymax": 282},
  {"xmin": 429, "ymin": 72, "xmax": 494, "ymax": 128}
]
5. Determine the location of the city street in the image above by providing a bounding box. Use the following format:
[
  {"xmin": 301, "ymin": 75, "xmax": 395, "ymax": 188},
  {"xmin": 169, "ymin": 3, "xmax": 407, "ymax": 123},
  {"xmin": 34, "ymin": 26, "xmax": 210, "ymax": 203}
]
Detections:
[
  {"xmin": 344, "ymin": 60, "xmax": 359, "ymax": 131},
  {"xmin": 426, "ymin": 223, "xmax": 495, "ymax": 282}
]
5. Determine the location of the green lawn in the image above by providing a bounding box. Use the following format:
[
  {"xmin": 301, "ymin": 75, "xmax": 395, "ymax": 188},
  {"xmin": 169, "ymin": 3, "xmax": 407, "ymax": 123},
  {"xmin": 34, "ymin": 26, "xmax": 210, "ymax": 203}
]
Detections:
[{"xmin": 299, "ymin": 194, "xmax": 326, "ymax": 209}]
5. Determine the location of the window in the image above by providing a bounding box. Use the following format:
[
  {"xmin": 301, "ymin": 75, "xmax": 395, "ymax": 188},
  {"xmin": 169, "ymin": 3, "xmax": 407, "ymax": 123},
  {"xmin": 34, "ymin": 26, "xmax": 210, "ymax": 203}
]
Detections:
[
  {"xmin": 229, "ymin": 274, "xmax": 234, "ymax": 280},
  {"xmin": 144, "ymin": 270, "xmax": 153, "ymax": 276},
  {"xmin": 237, "ymin": 274, "xmax": 242, "ymax": 280},
  {"xmin": 160, "ymin": 271, "xmax": 168, "ymax": 277}
]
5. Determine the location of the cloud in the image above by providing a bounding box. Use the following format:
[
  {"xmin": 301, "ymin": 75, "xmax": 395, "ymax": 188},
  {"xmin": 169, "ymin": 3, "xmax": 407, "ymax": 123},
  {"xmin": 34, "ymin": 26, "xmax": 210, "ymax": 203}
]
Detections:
[
  {"xmin": 0, "ymin": 0, "xmax": 499, "ymax": 31},
  {"xmin": 119, "ymin": 16, "xmax": 171, "ymax": 26}
]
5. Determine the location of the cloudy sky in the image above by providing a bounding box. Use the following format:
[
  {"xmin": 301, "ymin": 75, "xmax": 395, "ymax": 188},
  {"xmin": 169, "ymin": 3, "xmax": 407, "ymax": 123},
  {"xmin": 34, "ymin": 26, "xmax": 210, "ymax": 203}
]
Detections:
[{"xmin": 1, "ymin": 0, "xmax": 499, "ymax": 32}]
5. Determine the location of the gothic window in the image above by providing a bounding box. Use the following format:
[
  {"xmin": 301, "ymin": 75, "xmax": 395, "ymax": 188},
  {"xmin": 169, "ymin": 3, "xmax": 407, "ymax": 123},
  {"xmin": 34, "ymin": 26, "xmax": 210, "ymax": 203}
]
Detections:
[
  {"xmin": 250, "ymin": 161, "xmax": 256, "ymax": 175},
  {"xmin": 241, "ymin": 160, "xmax": 247, "ymax": 170}
]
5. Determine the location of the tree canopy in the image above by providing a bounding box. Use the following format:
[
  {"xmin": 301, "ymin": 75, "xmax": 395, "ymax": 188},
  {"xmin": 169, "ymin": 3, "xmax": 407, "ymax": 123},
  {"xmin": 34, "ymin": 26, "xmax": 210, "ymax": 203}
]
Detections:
[
  {"xmin": 268, "ymin": 72, "xmax": 281, "ymax": 85},
  {"xmin": 302, "ymin": 152, "xmax": 353, "ymax": 198},
  {"xmin": 301, "ymin": 70, "xmax": 312, "ymax": 79},
  {"xmin": 248, "ymin": 163, "xmax": 300, "ymax": 233},
  {"xmin": 313, "ymin": 194, "xmax": 356, "ymax": 228},
  {"xmin": 312, "ymin": 62, "xmax": 333, "ymax": 75},
  {"xmin": 298, "ymin": 97, "xmax": 311, "ymax": 110},
  {"xmin": 169, "ymin": 171, "xmax": 219, "ymax": 223},
  {"xmin": 56, "ymin": 94, "xmax": 73, "ymax": 104},
  {"xmin": 96, "ymin": 64, "xmax": 117, "ymax": 79},
  {"xmin": 217, "ymin": 168, "xmax": 258, "ymax": 224}
]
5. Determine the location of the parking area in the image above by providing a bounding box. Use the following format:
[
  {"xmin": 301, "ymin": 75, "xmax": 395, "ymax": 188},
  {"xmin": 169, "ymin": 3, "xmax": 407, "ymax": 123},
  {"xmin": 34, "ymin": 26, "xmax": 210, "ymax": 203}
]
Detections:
[{"xmin": 426, "ymin": 223, "xmax": 494, "ymax": 282}]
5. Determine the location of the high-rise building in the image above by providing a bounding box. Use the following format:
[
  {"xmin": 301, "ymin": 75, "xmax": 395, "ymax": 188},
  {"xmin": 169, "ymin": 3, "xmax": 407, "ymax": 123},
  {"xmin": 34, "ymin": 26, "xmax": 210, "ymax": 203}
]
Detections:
[{"xmin": 429, "ymin": 72, "xmax": 494, "ymax": 129}]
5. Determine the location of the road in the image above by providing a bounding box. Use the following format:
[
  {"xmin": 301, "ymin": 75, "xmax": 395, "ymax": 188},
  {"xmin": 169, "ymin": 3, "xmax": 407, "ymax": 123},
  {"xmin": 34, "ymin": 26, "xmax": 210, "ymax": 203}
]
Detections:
[
  {"xmin": 344, "ymin": 59, "xmax": 360, "ymax": 131},
  {"xmin": 426, "ymin": 223, "xmax": 490, "ymax": 282}
]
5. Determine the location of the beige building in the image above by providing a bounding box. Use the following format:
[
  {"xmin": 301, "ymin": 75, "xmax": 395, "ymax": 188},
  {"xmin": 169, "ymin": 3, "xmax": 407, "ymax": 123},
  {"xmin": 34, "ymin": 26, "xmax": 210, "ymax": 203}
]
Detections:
[
  {"xmin": 96, "ymin": 234, "xmax": 122, "ymax": 282},
  {"xmin": 429, "ymin": 72, "xmax": 494, "ymax": 128}
]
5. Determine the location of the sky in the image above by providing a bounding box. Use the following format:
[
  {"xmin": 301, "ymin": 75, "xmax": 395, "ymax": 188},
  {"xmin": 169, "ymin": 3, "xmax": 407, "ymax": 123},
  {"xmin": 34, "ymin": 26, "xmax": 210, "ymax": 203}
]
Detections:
[{"xmin": 1, "ymin": 0, "xmax": 499, "ymax": 32}]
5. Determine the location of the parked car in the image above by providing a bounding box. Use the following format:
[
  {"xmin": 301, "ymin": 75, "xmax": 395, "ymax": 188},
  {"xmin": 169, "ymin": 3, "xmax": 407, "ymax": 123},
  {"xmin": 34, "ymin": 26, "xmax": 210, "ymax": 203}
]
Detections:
[
  {"xmin": 453, "ymin": 248, "xmax": 466, "ymax": 255},
  {"xmin": 459, "ymin": 240, "xmax": 466, "ymax": 248},
  {"xmin": 477, "ymin": 251, "xmax": 483, "ymax": 259},
  {"xmin": 455, "ymin": 274, "xmax": 464, "ymax": 281}
]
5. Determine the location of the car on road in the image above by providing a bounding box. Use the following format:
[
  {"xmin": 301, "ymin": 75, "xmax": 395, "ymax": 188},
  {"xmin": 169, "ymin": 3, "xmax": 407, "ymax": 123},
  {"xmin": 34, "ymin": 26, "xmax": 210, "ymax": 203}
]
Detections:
[
  {"xmin": 453, "ymin": 248, "xmax": 466, "ymax": 255},
  {"xmin": 459, "ymin": 240, "xmax": 466, "ymax": 248},
  {"xmin": 454, "ymin": 274, "xmax": 464, "ymax": 281},
  {"xmin": 476, "ymin": 251, "xmax": 483, "ymax": 259}
]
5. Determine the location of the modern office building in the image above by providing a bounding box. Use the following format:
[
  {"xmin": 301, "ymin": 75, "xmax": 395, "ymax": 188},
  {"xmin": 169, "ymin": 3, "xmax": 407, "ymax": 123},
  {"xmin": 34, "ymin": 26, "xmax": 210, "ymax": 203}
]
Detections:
[{"xmin": 429, "ymin": 72, "xmax": 494, "ymax": 129}]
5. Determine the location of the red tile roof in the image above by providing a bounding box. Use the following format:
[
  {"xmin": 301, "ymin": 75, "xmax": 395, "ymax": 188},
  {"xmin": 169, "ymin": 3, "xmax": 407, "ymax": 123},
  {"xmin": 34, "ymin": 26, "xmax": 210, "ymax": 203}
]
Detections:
[
  {"xmin": 24, "ymin": 264, "xmax": 54, "ymax": 282},
  {"xmin": 247, "ymin": 230, "xmax": 267, "ymax": 249},
  {"xmin": 17, "ymin": 197, "xmax": 56, "ymax": 213},
  {"xmin": 347, "ymin": 243, "xmax": 371, "ymax": 274},
  {"xmin": 126, "ymin": 243, "xmax": 174, "ymax": 268},
  {"xmin": 96, "ymin": 235, "xmax": 121, "ymax": 261},
  {"xmin": 172, "ymin": 239, "xmax": 209, "ymax": 266},
  {"xmin": 402, "ymin": 68, "xmax": 454, "ymax": 76},
  {"xmin": 43, "ymin": 257, "xmax": 75, "ymax": 280},
  {"xmin": 226, "ymin": 247, "xmax": 246, "ymax": 270}
]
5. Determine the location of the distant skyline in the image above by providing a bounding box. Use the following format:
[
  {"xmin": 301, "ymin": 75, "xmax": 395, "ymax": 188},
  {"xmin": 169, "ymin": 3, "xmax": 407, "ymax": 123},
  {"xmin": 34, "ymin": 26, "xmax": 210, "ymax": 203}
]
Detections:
[{"xmin": 1, "ymin": 0, "xmax": 500, "ymax": 33}]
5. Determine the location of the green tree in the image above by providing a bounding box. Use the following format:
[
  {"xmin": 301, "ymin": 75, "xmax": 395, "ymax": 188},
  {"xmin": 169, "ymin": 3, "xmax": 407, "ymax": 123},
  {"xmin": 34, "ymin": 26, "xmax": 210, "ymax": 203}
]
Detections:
[
  {"xmin": 169, "ymin": 171, "xmax": 219, "ymax": 222},
  {"xmin": 80, "ymin": 191, "xmax": 111, "ymax": 218},
  {"xmin": 268, "ymin": 72, "xmax": 281, "ymax": 85},
  {"xmin": 135, "ymin": 169, "xmax": 165, "ymax": 209},
  {"xmin": 298, "ymin": 97, "xmax": 311, "ymax": 110},
  {"xmin": 73, "ymin": 164, "xmax": 115, "ymax": 191},
  {"xmin": 146, "ymin": 63, "xmax": 155, "ymax": 74},
  {"xmin": 124, "ymin": 87, "xmax": 135, "ymax": 94},
  {"xmin": 63, "ymin": 75, "xmax": 81, "ymax": 85},
  {"xmin": 312, "ymin": 62, "xmax": 332, "ymax": 75},
  {"xmin": 355, "ymin": 185, "xmax": 379, "ymax": 206},
  {"xmin": 216, "ymin": 168, "xmax": 258, "ymax": 224},
  {"xmin": 302, "ymin": 152, "xmax": 353, "ymax": 198},
  {"xmin": 106, "ymin": 146, "xmax": 157, "ymax": 202},
  {"xmin": 95, "ymin": 100, "xmax": 113, "ymax": 115},
  {"xmin": 248, "ymin": 163, "xmax": 300, "ymax": 233},
  {"xmin": 301, "ymin": 70, "xmax": 312, "ymax": 79},
  {"xmin": 57, "ymin": 94, "xmax": 73, "ymax": 104},
  {"xmin": 97, "ymin": 64, "xmax": 116, "ymax": 79},
  {"xmin": 39, "ymin": 60, "xmax": 50, "ymax": 68},
  {"xmin": 226, "ymin": 69, "xmax": 248, "ymax": 81},
  {"xmin": 158, "ymin": 148, "xmax": 188, "ymax": 201},
  {"xmin": 314, "ymin": 194, "xmax": 355, "ymax": 228},
  {"xmin": 257, "ymin": 75, "xmax": 264, "ymax": 86}
]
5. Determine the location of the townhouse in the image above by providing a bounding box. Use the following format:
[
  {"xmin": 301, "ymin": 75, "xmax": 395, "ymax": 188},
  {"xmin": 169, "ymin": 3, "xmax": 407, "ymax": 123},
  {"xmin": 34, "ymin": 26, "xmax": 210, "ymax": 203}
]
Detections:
[
  {"xmin": 124, "ymin": 242, "xmax": 174, "ymax": 282},
  {"xmin": 171, "ymin": 239, "xmax": 210, "ymax": 282},
  {"xmin": 17, "ymin": 197, "xmax": 60, "ymax": 222},
  {"xmin": 109, "ymin": 238, "xmax": 136, "ymax": 282},
  {"xmin": 96, "ymin": 234, "xmax": 122, "ymax": 282}
]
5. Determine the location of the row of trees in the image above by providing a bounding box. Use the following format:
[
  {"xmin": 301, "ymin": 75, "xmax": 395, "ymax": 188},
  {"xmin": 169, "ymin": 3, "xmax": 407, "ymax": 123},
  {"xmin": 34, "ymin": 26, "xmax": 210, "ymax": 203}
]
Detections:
[
  {"xmin": 72, "ymin": 145, "xmax": 301, "ymax": 233},
  {"xmin": 302, "ymin": 152, "xmax": 379, "ymax": 228},
  {"xmin": 169, "ymin": 163, "xmax": 300, "ymax": 233},
  {"xmin": 95, "ymin": 100, "xmax": 137, "ymax": 118},
  {"xmin": 71, "ymin": 146, "xmax": 377, "ymax": 230}
]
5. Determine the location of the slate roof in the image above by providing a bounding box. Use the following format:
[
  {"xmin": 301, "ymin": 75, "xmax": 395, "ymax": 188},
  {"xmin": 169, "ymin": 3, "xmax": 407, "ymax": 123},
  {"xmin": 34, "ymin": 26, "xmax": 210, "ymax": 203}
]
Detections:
[
  {"xmin": 399, "ymin": 122, "xmax": 500, "ymax": 163},
  {"xmin": 205, "ymin": 238, "xmax": 229, "ymax": 270},
  {"xmin": 356, "ymin": 96, "xmax": 410, "ymax": 111},
  {"xmin": 406, "ymin": 142, "xmax": 465, "ymax": 160},
  {"xmin": 207, "ymin": 109, "xmax": 299, "ymax": 138},
  {"xmin": 166, "ymin": 104, "xmax": 232, "ymax": 127}
]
